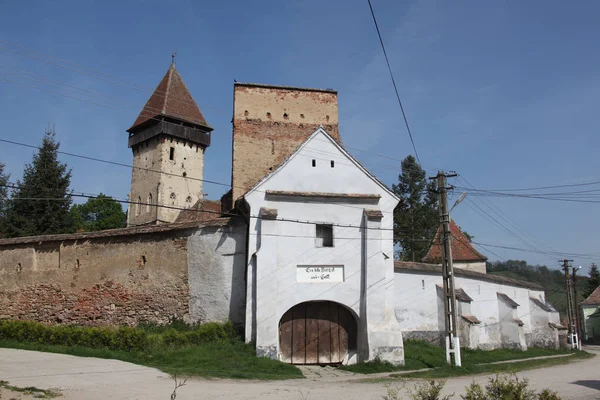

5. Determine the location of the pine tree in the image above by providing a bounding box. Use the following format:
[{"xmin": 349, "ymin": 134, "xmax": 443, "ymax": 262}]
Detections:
[
  {"xmin": 392, "ymin": 155, "xmax": 438, "ymax": 261},
  {"xmin": 583, "ymin": 263, "xmax": 600, "ymax": 298},
  {"xmin": 4, "ymin": 127, "xmax": 75, "ymax": 237},
  {"xmin": 0, "ymin": 162, "xmax": 9, "ymax": 237}
]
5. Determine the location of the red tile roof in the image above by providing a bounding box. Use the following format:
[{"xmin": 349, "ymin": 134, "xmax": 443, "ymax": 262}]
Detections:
[
  {"xmin": 582, "ymin": 286, "xmax": 600, "ymax": 305},
  {"xmin": 462, "ymin": 315, "xmax": 481, "ymax": 324},
  {"xmin": 174, "ymin": 200, "xmax": 223, "ymax": 223},
  {"xmin": 497, "ymin": 292, "xmax": 520, "ymax": 309},
  {"xmin": 128, "ymin": 63, "xmax": 211, "ymax": 132},
  {"xmin": 423, "ymin": 219, "xmax": 487, "ymax": 263}
]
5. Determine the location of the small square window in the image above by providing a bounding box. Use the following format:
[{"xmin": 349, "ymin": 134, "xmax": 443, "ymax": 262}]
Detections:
[
  {"xmin": 169, "ymin": 147, "xmax": 175, "ymax": 160},
  {"xmin": 316, "ymin": 224, "xmax": 333, "ymax": 247}
]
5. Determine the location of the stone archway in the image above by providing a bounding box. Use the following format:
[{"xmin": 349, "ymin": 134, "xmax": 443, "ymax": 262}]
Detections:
[{"xmin": 279, "ymin": 301, "xmax": 357, "ymax": 364}]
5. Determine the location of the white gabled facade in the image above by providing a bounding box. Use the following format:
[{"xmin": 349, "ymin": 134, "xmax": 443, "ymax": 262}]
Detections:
[{"xmin": 243, "ymin": 127, "xmax": 405, "ymax": 365}]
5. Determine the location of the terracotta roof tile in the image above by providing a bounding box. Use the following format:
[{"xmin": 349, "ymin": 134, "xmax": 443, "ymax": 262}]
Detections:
[
  {"xmin": 530, "ymin": 297, "xmax": 554, "ymax": 312},
  {"xmin": 462, "ymin": 315, "xmax": 481, "ymax": 324},
  {"xmin": 0, "ymin": 218, "xmax": 236, "ymax": 246},
  {"xmin": 497, "ymin": 292, "xmax": 520, "ymax": 309},
  {"xmin": 514, "ymin": 318, "xmax": 524, "ymax": 326},
  {"xmin": 128, "ymin": 64, "xmax": 211, "ymax": 132},
  {"xmin": 423, "ymin": 219, "xmax": 487, "ymax": 263},
  {"xmin": 259, "ymin": 207, "xmax": 278, "ymax": 220},
  {"xmin": 394, "ymin": 261, "xmax": 543, "ymax": 290},
  {"xmin": 174, "ymin": 200, "xmax": 223, "ymax": 223},
  {"xmin": 365, "ymin": 210, "xmax": 384, "ymax": 220},
  {"xmin": 548, "ymin": 322, "xmax": 566, "ymax": 330},
  {"xmin": 582, "ymin": 286, "xmax": 600, "ymax": 305}
]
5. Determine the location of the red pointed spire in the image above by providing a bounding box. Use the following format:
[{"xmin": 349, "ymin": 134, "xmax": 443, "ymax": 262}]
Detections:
[
  {"xmin": 423, "ymin": 219, "xmax": 487, "ymax": 263},
  {"xmin": 128, "ymin": 63, "xmax": 211, "ymax": 132}
]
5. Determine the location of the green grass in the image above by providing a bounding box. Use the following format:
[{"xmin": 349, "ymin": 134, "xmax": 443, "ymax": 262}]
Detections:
[
  {"xmin": 340, "ymin": 339, "xmax": 584, "ymax": 375},
  {"xmin": 0, "ymin": 380, "xmax": 60, "ymax": 398},
  {"xmin": 0, "ymin": 338, "xmax": 302, "ymax": 380},
  {"xmin": 395, "ymin": 350, "xmax": 593, "ymax": 379}
]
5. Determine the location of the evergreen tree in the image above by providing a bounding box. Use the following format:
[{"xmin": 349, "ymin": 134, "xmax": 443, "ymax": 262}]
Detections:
[
  {"xmin": 4, "ymin": 128, "xmax": 75, "ymax": 237},
  {"xmin": 70, "ymin": 194, "xmax": 126, "ymax": 232},
  {"xmin": 392, "ymin": 155, "xmax": 438, "ymax": 261},
  {"xmin": 0, "ymin": 162, "xmax": 9, "ymax": 237},
  {"xmin": 583, "ymin": 263, "xmax": 600, "ymax": 298}
]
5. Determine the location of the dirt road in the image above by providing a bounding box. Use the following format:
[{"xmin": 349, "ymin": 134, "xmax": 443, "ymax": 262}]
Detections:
[{"xmin": 0, "ymin": 347, "xmax": 598, "ymax": 400}]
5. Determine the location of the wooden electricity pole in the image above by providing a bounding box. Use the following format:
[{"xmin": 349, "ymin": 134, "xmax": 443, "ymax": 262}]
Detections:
[
  {"xmin": 431, "ymin": 171, "xmax": 461, "ymax": 366},
  {"xmin": 561, "ymin": 259, "xmax": 579, "ymax": 350}
]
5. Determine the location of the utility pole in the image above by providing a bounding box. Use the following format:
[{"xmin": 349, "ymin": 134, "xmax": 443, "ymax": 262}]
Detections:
[
  {"xmin": 430, "ymin": 171, "xmax": 461, "ymax": 367},
  {"xmin": 561, "ymin": 259, "xmax": 579, "ymax": 350},
  {"xmin": 572, "ymin": 266, "xmax": 582, "ymax": 348}
]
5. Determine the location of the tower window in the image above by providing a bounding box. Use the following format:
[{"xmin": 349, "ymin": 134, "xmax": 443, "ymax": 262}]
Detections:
[
  {"xmin": 316, "ymin": 224, "xmax": 333, "ymax": 247},
  {"xmin": 331, "ymin": 160, "xmax": 335, "ymax": 168},
  {"xmin": 312, "ymin": 159, "xmax": 316, "ymax": 167},
  {"xmin": 170, "ymin": 192, "xmax": 176, "ymax": 205},
  {"xmin": 136, "ymin": 196, "xmax": 141, "ymax": 216},
  {"xmin": 169, "ymin": 147, "xmax": 175, "ymax": 161},
  {"xmin": 185, "ymin": 196, "xmax": 192, "ymax": 206},
  {"xmin": 147, "ymin": 193, "xmax": 152, "ymax": 214}
]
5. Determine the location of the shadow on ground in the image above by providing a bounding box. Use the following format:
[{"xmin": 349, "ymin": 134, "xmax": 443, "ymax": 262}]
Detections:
[{"xmin": 571, "ymin": 380, "xmax": 600, "ymax": 391}]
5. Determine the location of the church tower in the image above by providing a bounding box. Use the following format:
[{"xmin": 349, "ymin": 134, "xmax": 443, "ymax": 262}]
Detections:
[{"xmin": 126, "ymin": 61, "xmax": 213, "ymax": 226}]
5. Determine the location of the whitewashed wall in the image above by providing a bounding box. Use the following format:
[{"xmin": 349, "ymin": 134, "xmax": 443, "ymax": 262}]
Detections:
[
  {"xmin": 393, "ymin": 269, "xmax": 559, "ymax": 350},
  {"xmin": 244, "ymin": 129, "xmax": 404, "ymax": 364}
]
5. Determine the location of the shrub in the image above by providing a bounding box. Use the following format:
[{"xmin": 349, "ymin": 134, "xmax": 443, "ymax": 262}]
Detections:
[
  {"xmin": 0, "ymin": 319, "xmax": 238, "ymax": 352},
  {"xmin": 461, "ymin": 375, "xmax": 562, "ymax": 400},
  {"xmin": 407, "ymin": 380, "xmax": 453, "ymax": 400}
]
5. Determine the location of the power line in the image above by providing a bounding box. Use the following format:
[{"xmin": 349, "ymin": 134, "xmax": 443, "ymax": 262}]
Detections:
[{"xmin": 366, "ymin": 0, "xmax": 421, "ymax": 165}]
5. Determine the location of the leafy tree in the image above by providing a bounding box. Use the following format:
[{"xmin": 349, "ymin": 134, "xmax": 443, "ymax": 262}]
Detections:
[
  {"xmin": 70, "ymin": 194, "xmax": 126, "ymax": 232},
  {"xmin": 0, "ymin": 162, "xmax": 9, "ymax": 237},
  {"xmin": 583, "ymin": 263, "xmax": 600, "ymax": 298},
  {"xmin": 3, "ymin": 128, "xmax": 75, "ymax": 237},
  {"xmin": 392, "ymin": 155, "xmax": 438, "ymax": 261},
  {"xmin": 461, "ymin": 228, "xmax": 474, "ymax": 242}
]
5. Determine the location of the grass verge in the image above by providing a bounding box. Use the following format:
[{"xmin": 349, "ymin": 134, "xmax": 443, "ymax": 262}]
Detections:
[
  {"xmin": 340, "ymin": 339, "xmax": 590, "ymax": 375},
  {"xmin": 394, "ymin": 350, "xmax": 593, "ymax": 379},
  {"xmin": 0, "ymin": 380, "xmax": 60, "ymax": 398},
  {"xmin": 0, "ymin": 338, "xmax": 301, "ymax": 380},
  {"xmin": 0, "ymin": 320, "xmax": 302, "ymax": 380}
]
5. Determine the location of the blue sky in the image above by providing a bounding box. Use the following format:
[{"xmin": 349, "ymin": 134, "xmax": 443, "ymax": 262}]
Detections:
[{"xmin": 1, "ymin": 0, "xmax": 599, "ymax": 269}]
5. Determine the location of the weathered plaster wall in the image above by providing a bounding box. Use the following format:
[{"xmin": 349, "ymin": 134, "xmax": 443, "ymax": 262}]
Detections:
[
  {"xmin": 0, "ymin": 233, "xmax": 189, "ymax": 325},
  {"xmin": 393, "ymin": 270, "xmax": 557, "ymax": 349},
  {"xmin": 0, "ymin": 220, "xmax": 247, "ymax": 327},
  {"xmin": 128, "ymin": 136, "xmax": 205, "ymax": 226},
  {"xmin": 454, "ymin": 261, "xmax": 486, "ymax": 274},
  {"xmin": 231, "ymin": 84, "xmax": 340, "ymax": 204},
  {"xmin": 187, "ymin": 219, "xmax": 247, "ymax": 326}
]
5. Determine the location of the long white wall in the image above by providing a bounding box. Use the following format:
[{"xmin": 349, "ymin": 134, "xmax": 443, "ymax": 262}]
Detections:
[{"xmin": 393, "ymin": 270, "xmax": 559, "ymax": 349}]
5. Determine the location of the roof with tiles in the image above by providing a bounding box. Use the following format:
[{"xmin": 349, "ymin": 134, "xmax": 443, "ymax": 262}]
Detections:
[
  {"xmin": 582, "ymin": 286, "xmax": 600, "ymax": 305},
  {"xmin": 174, "ymin": 200, "xmax": 223, "ymax": 223},
  {"xmin": 0, "ymin": 219, "xmax": 234, "ymax": 246},
  {"xmin": 395, "ymin": 261, "xmax": 544, "ymax": 290},
  {"xmin": 423, "ymin": 219, "xmax": 487, "ymax": 263},
  {"xmin": 497, "ymin": 292, "xmax": 520, "ymax": 309},
  {"xmin": 128, "ymin": 63, "xmax": 211, "ymax": 132}
]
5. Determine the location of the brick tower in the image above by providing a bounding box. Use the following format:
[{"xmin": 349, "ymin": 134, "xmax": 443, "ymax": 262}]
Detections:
[{"xmin": 126, "ymin": 62, "xmax": 213, "ymax": 226}]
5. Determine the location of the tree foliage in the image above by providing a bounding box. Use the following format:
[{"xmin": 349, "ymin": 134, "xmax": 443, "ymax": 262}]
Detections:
[
  {"xmin": 583, "ymin": 263, "xmax": 600, "ymax": 298},
  {"xmin": 392, "ymin": 155, "xmax": 438, "ymax": 261},
  {"xmin": 3, "ymin": 128, "xmax": 75, "ymax": 237},
  {"xmin": 70, "ymin": 194, "xmax": 126, "ymax": 232},
  {"xmin": 0, "ymin": 162, "xmax": 9, "ymax": 237}
]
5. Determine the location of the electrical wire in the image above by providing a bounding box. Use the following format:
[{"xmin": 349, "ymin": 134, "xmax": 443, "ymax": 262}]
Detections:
[{"xmin": 366, "ymin": 0, "xmax": 421, "ymax": 165}]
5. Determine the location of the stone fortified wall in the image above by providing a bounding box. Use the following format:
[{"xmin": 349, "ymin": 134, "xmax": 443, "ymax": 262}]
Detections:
[
  {"xmin": 0, "ymin": 219, "xmax": 247, "ymax": 327},
  {"xmin": 230, "ymin": 83, "xmax": 340, "ymax": 205}
]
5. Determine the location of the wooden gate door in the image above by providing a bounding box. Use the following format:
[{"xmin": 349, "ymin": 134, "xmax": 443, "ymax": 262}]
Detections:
[{"xmin": 279, "ymin": 301, "xmax": 356, "ymax": 364}]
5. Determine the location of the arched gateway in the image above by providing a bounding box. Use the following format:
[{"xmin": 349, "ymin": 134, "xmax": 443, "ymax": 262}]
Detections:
[{"xmin": 279, "ymin": 301, "xmax": 357, "ymax": 364}]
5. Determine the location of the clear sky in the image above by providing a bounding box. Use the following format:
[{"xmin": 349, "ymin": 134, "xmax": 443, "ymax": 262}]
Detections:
[{"xmin": 1, "ymin": 0, "xmax": 599, "ymax": 269}]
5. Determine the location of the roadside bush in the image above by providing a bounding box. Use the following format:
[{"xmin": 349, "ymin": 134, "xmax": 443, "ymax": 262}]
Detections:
[
  {"xmin": 0, "ymin": 320, "xmax": 238, "ymax": 352},
  {"xmin": 461, "ymin": 375, "xmax": 562, "ymax": 400}
]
